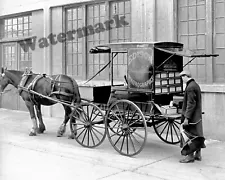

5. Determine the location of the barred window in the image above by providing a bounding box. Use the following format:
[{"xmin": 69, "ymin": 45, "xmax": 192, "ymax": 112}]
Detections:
[
  {"xmin": 3, "ymin": 45, "xmax": 17, "ymax": 69},
  {"xmin": 65, "ymin": 0, "xmax": 131, "ymax": 80},
  {"xmin": 19, "ymin": 43, "xmax": 32, "ymax": 70},
  {"xmin": 1, "ymin": 15, "xmax": 32, "ymax": 39},
  {"xmin": 87, "ymin": 3, "xmax": 106, "ymax": 79},
  {"xmin": 65, "ymin": 7, "xmax": 83, "ymax": 77},
  {"xmin": 110, "ymin": 0, "xmax": 131, "ymax": 80}
]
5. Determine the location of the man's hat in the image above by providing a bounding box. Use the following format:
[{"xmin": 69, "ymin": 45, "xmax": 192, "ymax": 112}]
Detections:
[{"xmin": 179, "ymin": 70, "xmax": 191, "ymax": 77}]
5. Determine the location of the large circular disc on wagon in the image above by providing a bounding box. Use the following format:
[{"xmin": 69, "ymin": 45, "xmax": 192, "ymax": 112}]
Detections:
[
  {"xmin": 105, "ymin": 99, "xmax": 147, "ymax": 156},
  {"xmin": 69, "ymin": 102, "xmax": 106, "ymax": 148},
  {"xmin": 152, "ymin": 114, "xmax": 181, "ymax": 144}
]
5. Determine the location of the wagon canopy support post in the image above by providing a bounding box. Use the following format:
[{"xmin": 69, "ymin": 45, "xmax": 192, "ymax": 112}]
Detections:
[
  {"xmin": 84, "ymin": 51, "xmax": 119, "ymax": 84},
  {"xmin": 111, "ymin": 52, "xmax": 119, "ymax": 86},
  {"xmin": 183, "ymin": 57, "xmax": 196, "ymax": 68},
  {"xmin": 156, "ymin": 53, "xmax": 175, "ymax": 70}
]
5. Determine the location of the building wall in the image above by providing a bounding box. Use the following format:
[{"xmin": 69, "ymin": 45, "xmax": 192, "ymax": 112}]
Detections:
[{"xmin": 0, "ymin": 0, "xmax": 225, "ymax": 140}]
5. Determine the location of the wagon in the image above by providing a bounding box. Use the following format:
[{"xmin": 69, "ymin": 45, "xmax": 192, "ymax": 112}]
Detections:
[{"xmin": 69, "ymin": 41, "xmax": 218, "ymax": 156}]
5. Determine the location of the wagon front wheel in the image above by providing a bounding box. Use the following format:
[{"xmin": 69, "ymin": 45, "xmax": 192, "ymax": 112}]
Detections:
[
  {"xmin": 70, "ymin": 102, "xmax": 106, "ymax": 148},
  {"xmin": 152, "ymin": 115, "xmax": 181, "ymax": 144},
  {"xmin": 105, "ymin": 100, "xmax": 147, "ymax": 156}
]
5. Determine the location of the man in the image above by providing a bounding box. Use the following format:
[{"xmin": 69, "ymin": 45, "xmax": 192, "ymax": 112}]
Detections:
[{"xmin": 179, "ymin": 70, "xmax": 206, "ymax": 163}]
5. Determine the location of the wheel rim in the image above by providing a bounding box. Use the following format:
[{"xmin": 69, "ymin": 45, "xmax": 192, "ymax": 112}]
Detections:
[
  {"xmin": 70, "ymin": 102, "xmax": 106, "ymax": 148},
  {"xmin": 153, "ymin": 117, "xmax": 181, "ymax": 144},
  {"xmin": 105, "ymin": 100, "xmax": 147, "ymax": 156}
]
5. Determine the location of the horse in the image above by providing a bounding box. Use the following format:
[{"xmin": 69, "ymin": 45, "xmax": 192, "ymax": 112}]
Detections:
[{"xmin": 0, "ymin": 67, "xmax": 81, "ymax": 137}]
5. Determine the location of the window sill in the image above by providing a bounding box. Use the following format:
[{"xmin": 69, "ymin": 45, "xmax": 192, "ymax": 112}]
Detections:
[{"xmin": 200, "ymin": 84, "xmax": 225, "ymax": 93}]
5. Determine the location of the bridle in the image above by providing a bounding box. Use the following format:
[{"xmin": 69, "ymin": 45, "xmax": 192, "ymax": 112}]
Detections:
[{"xmin": 0, "ymin": 72, "xmax": 13, "ymax": 95}]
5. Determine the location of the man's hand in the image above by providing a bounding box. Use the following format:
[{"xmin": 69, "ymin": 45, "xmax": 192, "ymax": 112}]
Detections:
[{"xmin": 182, "ymin": 118, "xmax": 189, "ymax": 128}]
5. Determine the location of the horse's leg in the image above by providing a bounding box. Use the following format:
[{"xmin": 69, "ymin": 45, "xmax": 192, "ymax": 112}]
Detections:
[
  {"xmin": 68, "ymin": 110, "xmax": 76, "ymax": 139},
  {"xmin": 25, "ymin": 101, "xmax": 38, "ymax": 136},
  {"xmin": 57, "ymin": 104, "xmax": 72, "ymax": 137},
  {"xmin": 35, "ymin": 104, "xmax": 46, "ymax": 133}
]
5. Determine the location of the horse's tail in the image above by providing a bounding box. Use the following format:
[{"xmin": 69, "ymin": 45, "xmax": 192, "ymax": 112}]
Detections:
[{"xmin": 69, "ymin": 76, "xmax": 81, "ymax": 105}]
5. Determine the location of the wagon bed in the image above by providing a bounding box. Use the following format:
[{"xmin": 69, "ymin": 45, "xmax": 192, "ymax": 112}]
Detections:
[{"xmin": 53, "ymin": 41, "xmax": 218, "ymax": 157}]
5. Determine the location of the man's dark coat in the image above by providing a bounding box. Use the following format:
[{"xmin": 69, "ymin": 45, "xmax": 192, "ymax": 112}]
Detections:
[{"xmin": 180, "ymin": 79, "xmax": 206, "ymax": 155}]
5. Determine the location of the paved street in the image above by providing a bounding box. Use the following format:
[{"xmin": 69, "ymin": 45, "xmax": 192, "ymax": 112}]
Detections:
[{"xmin": 0, "ymin": 108, "xmax": 225, "ymax": 180}]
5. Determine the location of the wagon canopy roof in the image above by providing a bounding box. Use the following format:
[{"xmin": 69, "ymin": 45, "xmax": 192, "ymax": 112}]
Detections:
[
  {"xmin": 89, "ymin": 41, "xmax": 218, "ymax": 58},
  {"xmin": 89, "ymin": 41, "xmax": 183, "ymax": 54},
  {"xmin": 155, "ymin": 47, "xmax": 219, "ymax": 58}
]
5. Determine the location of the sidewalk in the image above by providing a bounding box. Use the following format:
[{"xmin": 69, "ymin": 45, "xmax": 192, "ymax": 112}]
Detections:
[{"xmin": 0, "ymin": 108, "xmax": 224, "ymax": 180}]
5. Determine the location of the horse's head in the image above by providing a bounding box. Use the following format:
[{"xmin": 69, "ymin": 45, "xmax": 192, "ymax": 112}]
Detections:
[{"xmin": 0, "ymin": 67, "xmax": 10, "ymax": 92}]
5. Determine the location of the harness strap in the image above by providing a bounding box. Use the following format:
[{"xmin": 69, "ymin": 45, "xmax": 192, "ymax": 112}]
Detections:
[
  {"xmin": 18, "ymin": 69, "xmax": 33, "ymax": 95},
  {"xmin": 28, "ymin": 74, "xmax": 44, "ymax": 91},
  {"xmin": 50, "ymin": 91, "xmax": 74, "ymax": 97}
]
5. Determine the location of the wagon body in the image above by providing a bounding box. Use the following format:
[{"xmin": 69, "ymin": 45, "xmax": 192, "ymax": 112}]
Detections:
[
  {"xmin": 90, "ymin": 42, "xmax": 184, "ymax": 107},
  {"xmin": 68, "ymin": 41, "xmax": 218, "ymax": 156}
]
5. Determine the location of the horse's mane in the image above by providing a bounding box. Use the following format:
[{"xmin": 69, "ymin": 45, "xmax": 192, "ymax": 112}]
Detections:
[{"xmin": 7, "ymin": 70, "xmax": 24, "ymax": 74}]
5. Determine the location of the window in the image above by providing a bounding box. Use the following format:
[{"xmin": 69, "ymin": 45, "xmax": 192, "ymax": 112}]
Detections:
[
  {"xmin": 87, "ymin": 3, "xmax": 106, "ymax": 79},
  {"xmin": 2, "ymin": 44, "xmax": 17, "ymax": 69},
  {"xmin": 178, "ymin": 0, "xmax": 207, "ymax": 82},
  {"xmin": 0, "ymin": 14, "xmax": 32, "ymax": 71},
  {"xmin": 19, "ymin": 42, "xmax": 32, "ymax": 70},
  {"xmin": 110, "ymin": 0, "xmax": 131, "ymax": 80},
  {"xmin": 109, "ymin": 0, "xmax": 131, "ymax": 43},
  {"xmin": 65, "ymin": 0, "xmax": 131, "ymax": 80},
  {"xmin": 1, "ymin": 15, "xmax": 32, "ymax": 39},
  {"xmin": 65, "ymin": 7, "xmax": 83, "ymax": 77}
]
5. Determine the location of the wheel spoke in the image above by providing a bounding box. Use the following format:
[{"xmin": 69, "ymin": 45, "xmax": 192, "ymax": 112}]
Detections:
[
  {"xmin": 86, "ymin": 106, "xmax": 89, "ymax": 121},
  {"xmin": 90, "ymin": 128, "xmax": 101, "ymax": 142},
  {"xmin": 113, "ymin": 132, "xmax": 124, "ymax": 147},
  {"xmin": 159, "ymin": 122, "xmax": 169, "ymax": 136},
  {"xmin": 110, "ymin": 111, "xmax": 123, "ymax": 122},
  {"xmin": 87, "ymin": 129, "xmax": 90, "ymax": 146},
  {"xmin": 156, "ymin": 120, "xmax": 167, "ymax": 129},
  {"xmin": 75, "ymin": 115, "xmax": 86, "ymax": 124},
  {"xmin": 165, "ymin": 123, "xmax": 170, "ymax": 141},
  {"xmin": 72, "ymin": 122, "xmax": 86, "ymax": 126},
  {"xmin": 172, "ymin": 123, "xmax": 180, "ymax": 140},
  {"xmin": 89, "ymin": 106, "xmax": 94, "ymax": 121},
  {"xmin": 74, "ymin": 126, "xmax": 85, "ymax": 131},
  {"xmin": 128, "ymin": 110, "xmax": 139, "ymax": 125},
  {"xmin": 90, "ymin": 129, "xmax": 96, "ymax": 146},
  {"xmin": 173, "ymin": 121, "xmax": 181, "ymax": 129},
  {"xmin": 115, "ymin": 104, "xmax": 124, "ymax": 122},
  {"xmin": 91, "ymin": 125, "xmax": 105, "ymax": 129},
  {"xmin": 91, "ymin": 110, "xmax": 100, "ymax": 122},
  {"xmin": 126, "ymin": 134, "xmax": 129, "ymax": 154},
  {"xmin": 120, "ymin": 134, "xmax": 126, "ymax": 152},
  {"xmin": 124, "ymin": 103, "xmax": 131, "ymax": 124},
  {"xmin": 92, "ymin": 126, "xmax": 104, "ymax": 137},
  {"xmin": 109, "ymin": 129, "xmax": 123, "ymax": 138},
  {"xmin": 133, "ymin": 131, "xmax": 145, "ymax": 140},
  {"xmin": 170, "ymin": 123, "xmax": 173, "ymax": 143},
  {"xmin": 81, "ymin": 129, "xmax": 88, "ymax": 144},
  {"xmin": 130, "ymin": 132, "xmax": 141, "ymax": 145},
  {"xmin": 76, "ymin": 127, "xmax": 86, "ymax": 138},
  {"xmin": 128, "ymin": 133, "xmax": 136, "ymax": 153}
]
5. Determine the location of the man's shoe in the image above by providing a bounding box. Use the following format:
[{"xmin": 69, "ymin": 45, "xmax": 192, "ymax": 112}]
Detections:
[
  {"xmin": 194, "ymin": 150, "xmax": 202, "ymax": 161},
  {"xmin": 194, "ymin": 155, "xmax": 202, "ymax": 161},
  {"xmin": 179, "ymin": 156, "xmax": 195, "ymax": 163}
]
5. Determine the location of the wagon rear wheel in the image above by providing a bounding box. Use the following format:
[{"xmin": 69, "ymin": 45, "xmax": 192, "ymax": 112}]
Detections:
[
  {"xmin": 69, "ymin": 102, "xmax": 106, "ymax": 148},
  {"xmin": 105, "ymin": 100, "xmax": 147, "ymax": 156},
  {"xmin": 152, "ymin": 115, "xmax": 181, "ymax": 144}
]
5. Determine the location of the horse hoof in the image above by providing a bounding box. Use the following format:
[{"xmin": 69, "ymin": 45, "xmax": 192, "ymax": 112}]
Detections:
[
  {"xmin": 29, "ymin": 132, "xmax": 37, "ymax": 136},
  {"xmin": 57, "ymin": 133, "xmax": 63, "ymax": 137},
  {"xmin": 68, "ymin": 134, "xmax": 75, "ymax": 139},
  {"xmin": 37, "ymin": 128, "xmax": 46, "ymax": 134}
]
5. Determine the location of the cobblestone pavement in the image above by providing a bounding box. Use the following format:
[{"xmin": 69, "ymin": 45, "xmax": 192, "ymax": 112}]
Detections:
[{"xmin": 0, "ymin": 108, "xmax": 224, "ymax": 180}]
